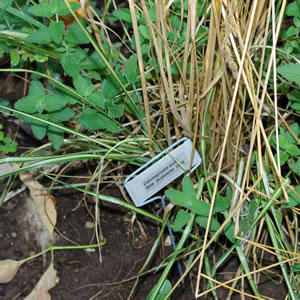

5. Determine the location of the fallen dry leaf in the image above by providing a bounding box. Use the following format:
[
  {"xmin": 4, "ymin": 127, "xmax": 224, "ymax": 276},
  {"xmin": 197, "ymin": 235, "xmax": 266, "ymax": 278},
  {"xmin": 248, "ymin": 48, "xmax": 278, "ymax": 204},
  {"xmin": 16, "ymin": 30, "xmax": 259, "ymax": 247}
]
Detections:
[
  {"xmin": 19, "ymin": 171, "xmax": 57, "ymax": 235},
  {"xmin": 0, "ymin": 259, "xmax": 22, "ymax": 284},
  {"xmin": 25, "ymin": 263, "xmax": 58, "ymax": 300}
]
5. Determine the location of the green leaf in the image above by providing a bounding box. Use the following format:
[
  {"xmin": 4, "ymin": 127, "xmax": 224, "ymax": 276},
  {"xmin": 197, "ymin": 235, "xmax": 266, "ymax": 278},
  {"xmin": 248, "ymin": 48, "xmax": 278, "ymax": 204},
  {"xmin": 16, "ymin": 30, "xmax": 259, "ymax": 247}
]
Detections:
[
  {"xmin": 31, "ymin": 114, "xmax": 49, "ymax": 140},
  {"xmin": 87, "ymin": 92, "xmax": 105, "ymax": 109},
  {"xmin": 291, "ymin": 158, "xmax": 300, "ymax": 175},
  {"xmin": 56, "ymin": 1, "xmax": 80, "ymax": 16},
  {"xmin": 165, "ymin": 189, "xmax": 210, "ymax": 216},
  {"xmin": 173, "ymin": 209, "xmax": 191, "ymax": 232},
  {"xmin": 106, "ymin": 101, "xmax": 124, "ymax": 119},
  {"xmin": 101, "ymin": 75, "xmax": 122, "ymax": 98},
  {"xmin": 282, "ymin": 186, "xmax": 300, "ymax": 208},
  {"xmin": 182, "ymin": 177, "xmax": 196, "ymax": 198},
  {"xmin": 291, "ymin": 102, "xmax": 300, "ymax": 112},
  {"xmin": 34, "ymin": 94, "xmax": 46, "ymax": 113},
  {"xmin": 275, "ymin": 151, "xmax": 289, "ymax": 166},
  {"xmin": 15, "ymin": 96, "xmax": 39, "ymax": 113},
  {"xmin": 139, "ymin": 25, "xmax": 151, "ymax": 39},
  {"xmin": 78, "ymin": 108, "xmax": 119, "ymax": 133},
  {"xmin": 147, "ymin": 280, "xmax": 172, "ymax": 300},
  {"xmin": 224, "ymin": 221, "xmax": 236, "ymax": 243},
  {"xmin": 286, "ymin": 0, "xmax": 300, "ymax": 17},
  {"xmin": 26, "ymin": 28, "xmax": 52, "ymax": 44},
  {"xmin": 73, "ymin": 74, "xmax": 94, "ymax": 96},
  {"xmin": 248, "ymin": 200, "xmax": 258, "ymax": 217},
  {"xmin": 48, "ymin": 107, "xmax": 74, "ymax": 123},
  {"xmin": 112, "ymin": 8, "xmax": 133, "ymax": 23},
  {"xmin": 286, "ymin": 26, "xmax": 299, "ymax": 37},
  {"xmin": 65, "ymin": 21, "xmax": 89, "ymax": 44},
  {"xmin": 124, "ymin": 55, "xmax": 138, "ymax": 84},
  {"xmin": 81, "ymin": 51, "xmax": 106, "ymax": 70},
  {"xmin": 279, "ymin": 135, "xmax": 289, "ymax": 149},
  {"xmin": 10, "ymin": 49, "xmax": 20, "ymax": 66},
  {"xmin": 0, "ymin": 137, "xmax": 17, "ymax": 154},
  {"xmin": 196, "ymin": 216, "xmax": 220, "ymax": 232},
  {"xmin": 28, "ymin": 3, "xmax": 53, "ymax": 17},
  {"xmin": 0, "ymin": 0, "xmax": 12, "ymax": 9},
  {"xmin": 29, "ymin": 80, "xmax": 46, "ymax": 97},
  {"xmin": 49, "ymin": 21, "xmax": 64, "ymax": 44},
  {"xmin": 213, "ymin": 195, "xmax": 231, "ymax": 214},
  {"xmin": 44, "ymin": 95, "xmax": 67, "ymax": 112},
  {"xmin": 286, "ymin": 144, "xmax": 300, "ymax": 156},
  {"xmin": 290, "ymin": 264, "xmax": 300, "ymax": 272},
  {"xmin": 61, "ymin": 54, "xmax": 81, "ymax": 78},
  {"xmin": 48, "ymin": 125, "xmax": 64, "ymax": 150},
  {"xmin": 277, "ymin": 63, "xmax": 300, "ymax": 86},
  {"xmin": 290, "ymin": 122, "xmax": 300, "ymax": 137}
]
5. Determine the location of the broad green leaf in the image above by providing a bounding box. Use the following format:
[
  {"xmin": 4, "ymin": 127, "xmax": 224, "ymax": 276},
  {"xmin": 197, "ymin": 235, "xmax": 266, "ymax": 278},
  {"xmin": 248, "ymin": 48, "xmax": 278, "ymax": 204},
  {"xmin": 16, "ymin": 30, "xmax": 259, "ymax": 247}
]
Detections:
[
  {"xmin": 279, "ymin": 135, "xmax": 289, "ymax": 149},
  {"xmin": 213, "ymin": 195, "xmax": 231, "ymax": 214},
  {"xmin": 290, "ymin": 264, "xmax": 300, "ymax": 272},
  {"xmin": 139, "ymin": 25, "xmax": 151, "ymax": 39},
  {"xmin": 10, "ymin": 49, "xmax": 20, "ymax": 66},
  {"xmin": 291, "ymin": 102, "xmax": 300, "ymax": 112},
  {"xmin": 173, "ymin": 209, "xmax": 191, "ymax": 232},
  {"xmin": 28, "ymin": 3, "xmax": 53, "ymax": 17},
  {"xmin": 49, "ymin": 21, "xmax": 64, "ymax": 44},
  {"xmin": 73, "ymin": 74, "xmax": 93, "ymax": 96},
  {"xmin": 56, "ymin": 1, "xmax": 80, "ymax": 16},
  {"xmin": 182, "ymin": 177, "xmax": 196, "ymax": 198},
  {"xmin": 224, "ymin": 221, "xmax": 236, "ymax": 243},
  {"xmin": 248, "ymin": 200, "xmax": 258, "ymax": 217},
  {"xmin": 65, "ymin": 21, "xmax": 89, "ymax": 45},
  {"xmin": 31, "ymin": 114, "xmax": 49, "ymax": 140},
  {"xmin": 48, "ymin": 125, "xmax": 64, "ymax": 150},
  {"xmin": 112, "ymin": 8, "xmax": 133, "ymax": 23},
  {"xmin": 101, "ymin": 75, "xmax": 122, "ymax": 99},
  {"xmin": 34, "ymin": 94, "xmax": 46, "ymax": 113},
  {"xmin": 87, "ymin": 92, "xmax": 105, "ymax": 109},
  {"xmin": 26, "ymin": 28, "xmax": 52, "ymax": 44},
  {"xmin": 28, "ymin": 80, "xmax": 45, "ymax": 97},
  {"xmin": 286, "ymin": 144, "xmax": 300, "ymax": 156},
  {"xmin": 48, "ymin": 107, "xmax": 74, "ymax": 123},
  {"xmin": 81, "ymin": 51, "xmax": 106, "ymax": 70},
  {"xmin": 61, "ymin": 54, "xmax": 81, "ymax": 78},
  {"xmin": 282, "ymin": 186, "xmax": 300, "ymax": 208},
  {"xmin": 44, "ymin": 95, "xmax": 67, "ymax": 112},
  {"xmin": 106, "ymin": 102, "xmax": 124, "ymax": 119},
  {"xmin": 286, "ymin": 0, "xmax": 300, "ymax": 17},
  {"xmin": 277, "ymin": 63, "xmax": 300, "ymax": 86},
  {"xmin": 291, "ymin": 158, "xmax": 300, "ymax": 175},
  {"xmin": 0, "ymin": 137, "xmax": 18, "ymax": 154},
  {"xmin": 274, "ymin": 151, "xmax": 289, "ymax": 166},
  {"xmin": 124, "ymin": 55, "xmax": 138, "ymax": 84},
  {"xmin": 147, "ymin": 280, "xmax": 172, "ymax": 300},
  {"xmin": 196, "ymin": 216, "xmax": 220, "ymax": 232},
  {"xmin": 15, "ymin": 96, "xmax": 39, "ymax": 113},
  {"xmin": 286, "ymin": 26, "xmax": 299, "ymax": 37},
  {"xmin": 78, "ymin": 108, "xmax": 119, "ymax": 133},
  {"xmin": 290, "ymin": 122, "xmax": 300, "ymax": 137}
]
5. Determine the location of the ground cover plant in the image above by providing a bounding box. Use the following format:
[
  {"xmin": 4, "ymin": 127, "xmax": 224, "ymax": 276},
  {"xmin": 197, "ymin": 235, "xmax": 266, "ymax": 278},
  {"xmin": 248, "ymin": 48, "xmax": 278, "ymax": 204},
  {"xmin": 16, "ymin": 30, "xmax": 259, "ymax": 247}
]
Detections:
[{"xmin": 0, "ymin": 0, "xmax": 299, "ymax": 299}]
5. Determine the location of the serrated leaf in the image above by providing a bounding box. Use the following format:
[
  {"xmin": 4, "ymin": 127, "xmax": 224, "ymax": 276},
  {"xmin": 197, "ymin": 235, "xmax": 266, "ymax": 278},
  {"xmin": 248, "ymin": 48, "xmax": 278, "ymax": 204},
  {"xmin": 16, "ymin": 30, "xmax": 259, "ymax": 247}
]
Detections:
[
  {"xmin": 291, "ymin": 158, "xmax": 300, "ymax": 175},
  {"xmin": 173, "ymin": 209, "xmax": 191, "ymax": 232},
  {"xmin": 61, "ymin": 54, "xmax": 80, "ymax": 77},
  {"xmin": 26, "ymin": 28, "xmax": 52, "ymax": 44},
  {"xmin": 65, "ymin": 21, "xmax": 89, "ymax": 44},
  {"xmin": 73, "ymin": 74, "xmax": 93, "ymax": 96},
  {"xmin": 87, "ymin": 92, "xmax": 105, "ymax": 109},
  {"xmin": 29, "ymin": 80, "xmax": 46, "ymax": 97},
  {"xmin": 31, "ymin": 114, "xmax": 49, "ymax": 140},
  {"xmin": 286, "ymin": 144, "xmax": 300, "ymax": 156},
  {"xmin": 112, "ymin": 8, "xmax": 132, "ymax": 23},
  {"xmin": 165, "ymin": 189, "xmax": 210, "ymax": 216},
  {"xmin": 48, "ymin": 125, "xmax": 64, "ymax": 150},
  {"xmin": 213, "ymin": 195, "xmax": 231, "ymax": 214},
  {"xmin": 15, "ymin": 96, "xmax": 39, "ymax": 113},
  {"xmin": 286, "ymin": 26, "xmax": 299, "ymax": 37},
  {"xmin": 81, "ymin": 51, "xmax": 106, "ymax": 70},
  {"xmin": 196, "ymin": 216, "xmax": 220, "ymax": 232},
  {"xmin": 182, "ymin": 177, "xmax": 196, "ymax": 198},
  {"xmin": 101, "ymin": 76, "xmax": 122, "ymax": 99},
  {"xmin": 277, "ymin": 63, "xmax": 300, "ymax": 86},
  {"xmin": 224, "ymin": 221, "xmax": 236, "ymax": 243},
  {"xmin": 286, "ymin": 0, "xmax": 300, "ymax": 17},
  {"xmin": 78, "ymin": 108, "xmax": 119, "ymax": 133},
  {"xmin": 106, "ymin": 99, "xmax": 124, "ymax": 118},
  {"xmin": 44, "ymin": 94, "xmax": 67, "ymax": 112},
  {"xmin": 34, "ymin": 94, "xmax": 46, "ymax": 113},
  {"xmin": 124, "ymin": 55, "xmax": 138, "ymax": 84},
  {"xmin": 282, "ymin": 186, "xmax": 300, "ymax": 208},
  {"xmin": 56, "ymin": 1, "xmax": 80, "ymax": 16},
  {"xmin": 48, "ymin": 107, "xmax": 74, "ymax": 123},
  {"xmin": 28, "ymin": 3, "xmax": 53, "ymax": 17},
  {"xmin": 291, "ymin": 264, "xmax": 300, "ymax": 272},
  {"xmin": 49, "ymin": 21, "xmax": 64, "ymax": 44}
]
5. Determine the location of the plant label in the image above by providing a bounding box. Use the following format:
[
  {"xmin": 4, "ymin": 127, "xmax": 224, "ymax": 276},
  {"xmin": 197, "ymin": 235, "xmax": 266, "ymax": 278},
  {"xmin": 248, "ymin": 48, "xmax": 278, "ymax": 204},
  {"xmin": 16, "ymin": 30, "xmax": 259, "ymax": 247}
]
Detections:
[{"xmin": 124, "ymin": 138, "xmax": 201, "ymax": 207}]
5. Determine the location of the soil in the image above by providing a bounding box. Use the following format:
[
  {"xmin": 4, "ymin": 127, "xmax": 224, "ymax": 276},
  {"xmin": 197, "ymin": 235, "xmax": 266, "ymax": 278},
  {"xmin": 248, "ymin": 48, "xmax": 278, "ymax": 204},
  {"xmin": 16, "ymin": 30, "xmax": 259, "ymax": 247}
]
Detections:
[{"xmin": 0, "ymin": 74, "xmax": 290, "ymax": 300}]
